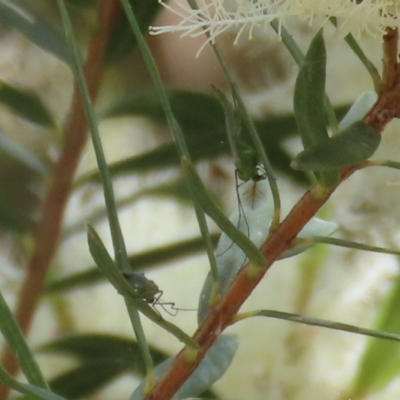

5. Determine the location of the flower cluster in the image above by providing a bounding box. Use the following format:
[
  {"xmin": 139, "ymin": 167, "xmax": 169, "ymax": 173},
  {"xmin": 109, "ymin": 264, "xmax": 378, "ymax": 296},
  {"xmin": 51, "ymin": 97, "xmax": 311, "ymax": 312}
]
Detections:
[{"xmin": 150, "ymin": 0, "xmax": 400, "ymax": 52}]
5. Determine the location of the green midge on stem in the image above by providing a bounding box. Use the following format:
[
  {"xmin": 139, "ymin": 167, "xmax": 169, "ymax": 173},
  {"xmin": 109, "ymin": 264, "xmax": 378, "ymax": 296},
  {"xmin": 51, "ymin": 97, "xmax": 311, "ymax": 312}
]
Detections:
[
  {"xmin": 235, "ymin": 141, "xmax": 261, "ymax": 182},
  {"xmin": 216, "ymin": 89, "xmax": 263, "ymax": 183}
]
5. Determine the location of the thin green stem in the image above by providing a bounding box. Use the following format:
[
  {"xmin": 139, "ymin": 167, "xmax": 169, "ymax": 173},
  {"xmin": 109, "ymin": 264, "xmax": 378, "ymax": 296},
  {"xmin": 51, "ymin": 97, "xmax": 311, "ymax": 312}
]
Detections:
[
  {"xmin": 312, "ymin": 236, "xmax": 400, "ymax": 256},
  {"xmin": 330, "ymin": 17, "xmax": 381, "ymax": 92},
  {"xmin": 0, "ymin": 291, "xmax": 48, "ymax": 389},
  {"xmin": 187, "ymin": 0, "xmax": 281, "ymax": 229},
  {"xmin": 56, "ymin": 0, "xmax": 151, "ymax": 380},
  {"xmin": 193, "ymin": 205, "xmax": 219, "ymax": 282},
  {"xmin": 0, "ymin": 364, "xmax": 66, "ymax": 400},
  {"xmin": 56, "ymin": 1, "xmax": 127, "ymax": 271},
  {"xmin": 125, "ymin": 298, "xmax": 154, "ymax": 391},
  {"xmin": 119, "ymin": 1, "xmax": 189, "ymax": 158},
  {"xmin": 236, "ymin": 309, "xmax": 400, "ymax": 342}
]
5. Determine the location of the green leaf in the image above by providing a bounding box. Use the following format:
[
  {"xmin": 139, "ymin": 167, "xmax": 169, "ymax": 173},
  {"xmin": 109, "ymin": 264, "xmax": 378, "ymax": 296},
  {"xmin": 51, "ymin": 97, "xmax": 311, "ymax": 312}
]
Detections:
[
  {"xmin": 104, "ymin": 0, "xmax": 161, "ymax": 64},
  {"xmin": 312, "ymin": 237, "xmax": 400, "ymax": 257},
  {"xmin": 294, "ymin": 30, "xmax": 328, "ymax": 149},
  {"xmin": 0, "ymin": 80, "xmax": 57, "ymax": 129},
  {"xmin": 348, "ymin": 273, "xmax": 400, "ymax": 396},
  {"xmin": 47, "ymin": 363, "xmax": 124, "ymax": 399},
  {"xmin": 38, "ymin": 334, "xmax": 166, "ymax": 366},
  {"xmin": 0, "ymin": 2, "xmax": 71, "ymax": 65},
  {"xmin": 0, "ymin": 363, "xmax": 65, "ymax": 400},
  {"xmin": 247, "ymin": 310, "xmax": 400, "ymax": 342},
  {"xmin": 87, "ymin": 224, "xmax": 151, "ymax": 303},
  {"xmin": 36, "ymin": 334, "xmax": 167, "ymax": 398},
  {"xmin": 87, "ymin": 224, "xmax": 198, "ymax": 349},
  {"xmin": 292, "ymin": 120, "xmax": 381, "ymax": 171},
  {"xmin": 130, "ymin": 335, "xmax": 238, "ymax": 400},
  {"xmin": 0, "ymin": 290, "xmax": 48, "ymax": 388},
  {"xmin": 293, "ymin": 29, "xmax": 338, "ymax": 186}
]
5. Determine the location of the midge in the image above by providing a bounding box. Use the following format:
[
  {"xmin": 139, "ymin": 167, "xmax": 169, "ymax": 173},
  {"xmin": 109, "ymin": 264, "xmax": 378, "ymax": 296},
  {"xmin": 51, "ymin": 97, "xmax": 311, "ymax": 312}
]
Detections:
[
  {"xmin": 216, "ymin": 88, "xmax": 267, "ymax": 210},
  {"xmin": 122, "ymin": 272, "xmax": 178, "ymax": 316}
]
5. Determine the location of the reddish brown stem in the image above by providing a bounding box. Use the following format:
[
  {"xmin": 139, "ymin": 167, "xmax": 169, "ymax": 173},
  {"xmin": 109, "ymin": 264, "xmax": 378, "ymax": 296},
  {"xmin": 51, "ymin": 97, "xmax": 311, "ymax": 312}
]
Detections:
[
  {"xmin": 381, "ymin": 27, "xmax": 399, "ymax": 93},
  {"xmin": 0, "ymin": 1, "xmax": 121, "ymax": 398},
  {"xmin": 145, "ymin": 27, "xmax": 400, "ymax": 400}
]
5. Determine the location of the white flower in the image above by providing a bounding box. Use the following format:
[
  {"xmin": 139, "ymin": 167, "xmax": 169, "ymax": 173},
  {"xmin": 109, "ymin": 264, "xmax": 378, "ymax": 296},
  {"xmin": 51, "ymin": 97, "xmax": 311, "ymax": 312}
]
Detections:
[{"xmin": 150, "ymin": 0, "xmax": 400, "ymax": 53}]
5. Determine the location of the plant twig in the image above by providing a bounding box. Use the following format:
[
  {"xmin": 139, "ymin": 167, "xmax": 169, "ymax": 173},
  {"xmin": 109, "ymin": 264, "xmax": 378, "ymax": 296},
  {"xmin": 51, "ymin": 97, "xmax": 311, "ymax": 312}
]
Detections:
[
  {"xmin": 381, "ymin": 27, "xmax": 399, "ymax": 93},
  {"xmin": 144, "ymin": 27, "xmax": 400, "ymax": 400},
  {"xmin": 0, "ymin": 1, "xmax": 121, "ymax": 397},
  {"xmin": 364, "ymin": 26, "xmax": 400, "ymax": 130}
]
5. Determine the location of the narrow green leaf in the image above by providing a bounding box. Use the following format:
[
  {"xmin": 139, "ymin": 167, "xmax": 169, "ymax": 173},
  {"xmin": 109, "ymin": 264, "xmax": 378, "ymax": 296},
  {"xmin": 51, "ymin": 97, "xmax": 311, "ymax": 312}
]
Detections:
[
  {"xmin": 87, "ymin": 224, "xmax": 198, "ymax": 349},
  {"xmin": 374, "ymin": 160, "xmax": 400, "ymax": 171},
  {"xmin": 29, "ymin": 334, "xmax": 219, "ymax": 399},
  {"xmin": 294, "ymin": 30, "xmax": 328, "ymax": 148},
  {"xmin": 0, "ymin": 3, "xmax": 71, "ymax": 65},
  {"xmin": 36, "ymin": 334, "xmax": 167, "ymax": 398},
  {"xmin": 87, "ymin": 224, "xmax": 158, "ymax": 308},
  {"xmin": 0, "ymin": 363, "xmax": 65, "ymax": 400},
  {"xmin": 293, "ymin": 30, "xmax": 339, "ymax": 186},
  {"xmin": 348, "ymin": 273, "xmax": 400, "ymax": 396},
  {"xmin": 271, "ymin": 20, "xmax": 339, "ymax": 132},
  {"xmin": 312, "ymin": 237, "xmax": 400, "ymax": 256},
  {"xmin": 292, "ymin": 120, "xmax": 381, "ymax": 171},
  {"xmin": 38, "ymin": 334, "xmax": 166, "ymax": 367},
  {"xmin": 0, "ymin": 80, "xmax": 57, "ymax": 129},
  {"xmin": 244, "ymin": 310, "xmax": 400, "ymax": 342},
  {"xmin": 0, "ymin": 290, "xmax": 48, "ymax": 388},
  {"xmin": 130, "ymin": 335, "xmax": 238, "ymax": 400},
  {"xmin": 330, "ymin": 18, "xmax": 381, "ymax": 91},
  {"xmin": 47, "ymin": 363, "xmax": 123, "ymax": 399},
  {"xmin": 104, "ymin": 0, "xmax": 161, "ymax": 64}
]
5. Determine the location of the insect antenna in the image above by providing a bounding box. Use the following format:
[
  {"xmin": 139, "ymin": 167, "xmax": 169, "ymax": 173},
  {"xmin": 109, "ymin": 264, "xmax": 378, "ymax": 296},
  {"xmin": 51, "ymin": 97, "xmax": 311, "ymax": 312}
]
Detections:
[
  {"xmin": 216, "ymin": 169, "xmax": 251, "ymax": 258},
  {"xmin": 151, "ymin": 291, "xmax": 197, "ymax": 316}
]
